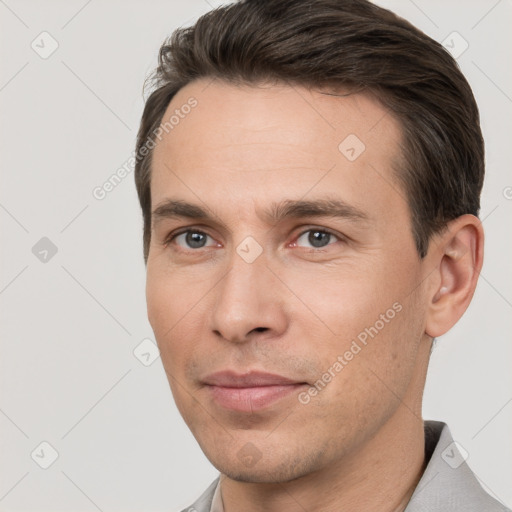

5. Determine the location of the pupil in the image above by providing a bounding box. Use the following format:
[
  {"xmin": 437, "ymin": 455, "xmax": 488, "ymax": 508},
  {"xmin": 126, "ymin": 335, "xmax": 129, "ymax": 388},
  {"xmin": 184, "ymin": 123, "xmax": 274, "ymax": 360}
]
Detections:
[
  {"xmin": 187, "ymin": 232, "xmax": 206, "ymax": 248},
  {"xmin": 309, "ymin": 231, "xmax": 330, "ymax": 248}
]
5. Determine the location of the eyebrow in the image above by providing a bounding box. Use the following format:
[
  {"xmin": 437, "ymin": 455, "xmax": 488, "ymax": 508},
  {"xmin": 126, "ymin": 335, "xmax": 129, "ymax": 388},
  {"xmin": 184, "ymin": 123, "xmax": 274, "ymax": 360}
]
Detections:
[{"xmin": 152, "ymin": 198, "xmax": 369, "ymax": 228}]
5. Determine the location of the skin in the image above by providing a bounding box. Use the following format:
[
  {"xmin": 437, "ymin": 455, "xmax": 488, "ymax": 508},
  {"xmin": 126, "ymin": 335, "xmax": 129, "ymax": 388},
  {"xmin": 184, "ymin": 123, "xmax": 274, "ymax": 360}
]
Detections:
[{"xmin": 146, "ymin": 78, "xmax": 484, "ymax": 512}]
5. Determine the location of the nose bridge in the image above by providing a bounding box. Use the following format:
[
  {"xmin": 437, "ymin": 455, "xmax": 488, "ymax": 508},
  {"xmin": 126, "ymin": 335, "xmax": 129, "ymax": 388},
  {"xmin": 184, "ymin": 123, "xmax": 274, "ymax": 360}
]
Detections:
[
  {"xmin": 217, "ymin": 245, "xmax": 269, "ymax": 313},
  {"xmin": 210, "ymin": 243, "xmax": 283, "ymax": 342}
]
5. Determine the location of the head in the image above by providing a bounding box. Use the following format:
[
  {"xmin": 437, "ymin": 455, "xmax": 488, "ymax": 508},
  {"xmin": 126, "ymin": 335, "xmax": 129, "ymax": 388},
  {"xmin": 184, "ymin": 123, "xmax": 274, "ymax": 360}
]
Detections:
[{"xmin": 135, "ymin": 0, "xmax": 484, "ymax": 483}]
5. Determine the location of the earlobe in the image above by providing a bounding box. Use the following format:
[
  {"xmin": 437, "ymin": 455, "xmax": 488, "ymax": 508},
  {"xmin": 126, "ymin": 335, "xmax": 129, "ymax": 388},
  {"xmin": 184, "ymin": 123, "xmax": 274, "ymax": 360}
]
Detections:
[{"xmin": 425, "ymin": 215, "xmax": 484, "ymax": 338}]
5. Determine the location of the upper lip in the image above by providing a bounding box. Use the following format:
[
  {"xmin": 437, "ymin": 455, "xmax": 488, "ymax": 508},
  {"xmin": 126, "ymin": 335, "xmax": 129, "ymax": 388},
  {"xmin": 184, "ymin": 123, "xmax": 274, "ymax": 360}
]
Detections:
[{"xmin": 202, "ymin": 371, "xmax": 304, "ymax": 388}]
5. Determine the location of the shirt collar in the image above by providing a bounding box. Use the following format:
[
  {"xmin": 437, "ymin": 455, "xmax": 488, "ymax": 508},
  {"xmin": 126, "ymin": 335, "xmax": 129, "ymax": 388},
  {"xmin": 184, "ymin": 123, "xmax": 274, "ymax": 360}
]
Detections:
[
  {"xmin": 405, "ymin": 420, "xmax": 507, "ymax": 511},
  {"xmin": 210, "ymin": 475, "xmax": 224, "ymax": 512}
]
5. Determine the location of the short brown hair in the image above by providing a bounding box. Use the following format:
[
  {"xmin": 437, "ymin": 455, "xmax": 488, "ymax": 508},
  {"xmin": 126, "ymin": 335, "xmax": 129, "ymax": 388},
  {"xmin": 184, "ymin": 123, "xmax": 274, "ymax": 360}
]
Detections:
[{"xmin": 135, "ymin": 0, "xmax": 484, "ymax": 264}]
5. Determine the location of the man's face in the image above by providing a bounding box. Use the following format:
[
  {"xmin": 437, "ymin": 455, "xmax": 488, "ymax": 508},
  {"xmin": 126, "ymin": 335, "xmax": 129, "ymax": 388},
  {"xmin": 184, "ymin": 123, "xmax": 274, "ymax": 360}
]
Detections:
[{"xmin": 146, "ymin": 79, "xmax": 431, "ymax": 482}]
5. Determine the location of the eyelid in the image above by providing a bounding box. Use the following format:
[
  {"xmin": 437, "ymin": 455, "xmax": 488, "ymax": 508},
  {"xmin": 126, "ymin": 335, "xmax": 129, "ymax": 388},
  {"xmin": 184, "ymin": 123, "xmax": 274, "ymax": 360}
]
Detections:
[
  {"xmin": 292, "ymin": 226, "xmax": 344, "ymax": 248},
  {"xmin": 163, "ymin": 227, "xmax": 216, "ymax": 248},
  {"xmin": 296, "ymin": 225, "xmax": 342, "ymax": 239},
  {"xmin": 163, "ymin": 225, "xmax": 346, "ymax": 250}
]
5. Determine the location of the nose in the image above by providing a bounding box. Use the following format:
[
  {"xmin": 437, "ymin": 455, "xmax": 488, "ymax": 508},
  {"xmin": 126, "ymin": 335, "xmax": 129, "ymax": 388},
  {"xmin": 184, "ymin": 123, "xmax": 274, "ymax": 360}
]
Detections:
[{"xmin": 209, "ymin": 247, "xmax": 288, "ymax": 344}]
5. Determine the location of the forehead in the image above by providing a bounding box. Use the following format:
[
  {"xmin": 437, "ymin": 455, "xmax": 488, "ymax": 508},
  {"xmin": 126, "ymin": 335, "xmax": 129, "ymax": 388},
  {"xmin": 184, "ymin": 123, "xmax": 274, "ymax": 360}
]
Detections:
[{"xmin": 150, "ymin": 79, "xmax": 406, "ymax": 221}]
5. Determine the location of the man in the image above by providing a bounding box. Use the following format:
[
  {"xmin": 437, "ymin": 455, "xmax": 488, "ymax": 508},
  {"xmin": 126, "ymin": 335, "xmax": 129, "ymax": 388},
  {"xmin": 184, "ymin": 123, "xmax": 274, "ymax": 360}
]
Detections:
[{"xmin": 133, "ymin": 0, "xmax": 510, "ymax": 510}]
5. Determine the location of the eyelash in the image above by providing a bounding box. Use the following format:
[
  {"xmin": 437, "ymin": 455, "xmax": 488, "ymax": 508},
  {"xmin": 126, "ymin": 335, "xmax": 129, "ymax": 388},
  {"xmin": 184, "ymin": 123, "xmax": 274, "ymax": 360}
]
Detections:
[{"xmin": 163, "ymin": 226, "xmax": 344, "ymax": 252}]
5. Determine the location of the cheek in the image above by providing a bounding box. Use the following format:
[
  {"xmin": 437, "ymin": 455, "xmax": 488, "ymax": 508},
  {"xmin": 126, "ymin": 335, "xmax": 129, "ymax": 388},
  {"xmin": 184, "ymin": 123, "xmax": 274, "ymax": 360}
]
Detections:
[
  {"xmin": 146, "ymin": 270, "xmax": 172, "ymax": 339},
  {"xmin": 146, "ymin": 256, "xmax": 205, "ymax": 333},
  {"xmin": 286, "ymin": 256, "xmax": 423, "ymax": 379},
  {"xmin": 146, "ymin": 266, "xmax": 197, "ymax": 368},
  {"xmin": 146, "ymin": 271, "xmax": 204, "ymax": 421},
  {"xmin": 282, "ymin": 261, "xmax": 394, "ymax": 341}
]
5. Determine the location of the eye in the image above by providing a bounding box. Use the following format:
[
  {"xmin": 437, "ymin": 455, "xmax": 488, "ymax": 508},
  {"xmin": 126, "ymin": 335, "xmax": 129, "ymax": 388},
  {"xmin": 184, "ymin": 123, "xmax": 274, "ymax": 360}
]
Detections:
[
  {"xmin": 295, "ymin": 228, "xmax": 341, "ymax": 249},
  {"xmin": 168, "ymin": 230, "xmax": 218, "ymax": 250}
]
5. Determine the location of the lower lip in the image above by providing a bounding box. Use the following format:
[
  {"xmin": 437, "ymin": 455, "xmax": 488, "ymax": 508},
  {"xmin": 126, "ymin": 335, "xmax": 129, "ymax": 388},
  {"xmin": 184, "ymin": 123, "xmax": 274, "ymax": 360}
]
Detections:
[{"xmin": 206, "ymin": 384, "xmax": 306, "ymax": 412}]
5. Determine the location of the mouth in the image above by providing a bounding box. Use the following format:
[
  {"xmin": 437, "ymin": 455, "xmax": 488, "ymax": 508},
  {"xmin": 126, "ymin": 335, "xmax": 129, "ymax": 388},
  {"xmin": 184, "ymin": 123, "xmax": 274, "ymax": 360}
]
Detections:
[{"xmin": 202, "ymin": 370, "xmax": 309, "ymax": 413}]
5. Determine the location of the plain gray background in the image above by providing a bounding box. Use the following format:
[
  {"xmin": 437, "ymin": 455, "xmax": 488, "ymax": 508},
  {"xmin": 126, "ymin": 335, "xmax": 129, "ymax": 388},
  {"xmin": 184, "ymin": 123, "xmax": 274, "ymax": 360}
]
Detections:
[{"xmin": 1, "ymin": 0, "xmax": 511, "ymax": 510}]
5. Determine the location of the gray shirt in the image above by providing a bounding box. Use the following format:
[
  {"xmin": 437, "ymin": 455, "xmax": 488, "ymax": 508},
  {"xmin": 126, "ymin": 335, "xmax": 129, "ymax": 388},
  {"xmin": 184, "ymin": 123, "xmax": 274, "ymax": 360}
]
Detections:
[{"xmin": 180, "ymin": 421, "xmax": 510, "ymax": 511}]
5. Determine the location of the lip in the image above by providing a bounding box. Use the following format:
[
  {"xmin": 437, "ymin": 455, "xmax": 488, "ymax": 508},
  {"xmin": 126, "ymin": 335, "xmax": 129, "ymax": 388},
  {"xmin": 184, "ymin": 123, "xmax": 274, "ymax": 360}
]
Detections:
[
  {"xmin": 202, "ymin": 370, "xmax": 303, "ymax": 387},
  {"xmin": 202, "ymin": 371, "xmax": 308, "ymax": 412}
]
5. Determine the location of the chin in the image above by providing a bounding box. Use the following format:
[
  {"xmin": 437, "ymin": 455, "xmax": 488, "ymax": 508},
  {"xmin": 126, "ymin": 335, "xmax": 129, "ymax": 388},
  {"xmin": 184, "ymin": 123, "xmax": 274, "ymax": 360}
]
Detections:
[
  {"xmin": 220, "ymin": 465, "xmax": 303, "ymax": 484},
  {"xmin": 207, "ymin": 448, "xmax": 326, "ymax": 485}
]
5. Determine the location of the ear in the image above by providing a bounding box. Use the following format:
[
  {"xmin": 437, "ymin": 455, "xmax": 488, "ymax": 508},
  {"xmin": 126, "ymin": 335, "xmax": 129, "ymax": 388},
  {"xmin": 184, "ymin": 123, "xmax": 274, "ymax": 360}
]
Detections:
[{"xmin": 425, "ymin": 214, "xmax": 484, "ymax": 338}]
